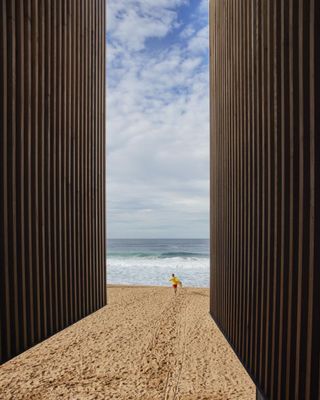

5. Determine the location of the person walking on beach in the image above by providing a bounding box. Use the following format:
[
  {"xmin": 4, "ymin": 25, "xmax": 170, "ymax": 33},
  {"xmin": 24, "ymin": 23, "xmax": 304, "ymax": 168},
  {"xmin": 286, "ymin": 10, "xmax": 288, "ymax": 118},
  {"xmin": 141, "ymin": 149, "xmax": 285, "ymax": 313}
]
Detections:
[{"xmin": 169, "ymin": 273, "xmax": 182, "ymax": 295}]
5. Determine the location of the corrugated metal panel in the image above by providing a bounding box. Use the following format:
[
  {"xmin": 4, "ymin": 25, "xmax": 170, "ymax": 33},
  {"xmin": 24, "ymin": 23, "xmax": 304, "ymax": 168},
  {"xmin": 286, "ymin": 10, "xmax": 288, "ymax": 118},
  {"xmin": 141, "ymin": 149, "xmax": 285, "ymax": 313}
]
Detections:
[
  {"xmin": 209, "ymin": 0, "xmax": 319, "ymax": 399},
  {"xmin": 0, "ymin": 0, "xmax": 106, "ymax": 364}
]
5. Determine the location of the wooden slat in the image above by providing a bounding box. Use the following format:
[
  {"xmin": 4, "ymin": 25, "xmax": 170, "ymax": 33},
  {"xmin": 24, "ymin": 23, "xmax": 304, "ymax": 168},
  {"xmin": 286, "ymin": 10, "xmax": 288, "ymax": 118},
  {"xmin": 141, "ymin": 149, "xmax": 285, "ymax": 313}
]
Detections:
[
  {"xmin": 66, "ymin": 0, "xmax": 73, "ymax": 325},
  {"xmin": 38, "ymin": 0, "xmax": 47, "ymax": 339},
  {"xmin": 102, "ymin": 0, "xmax": 107, "ymax": 307},
  {"xmin": 44, "ymin": 0, "xmax": 53, "ymax": 335},
  {"xmin": 15, "ymin": 0, "xmax": 28, "ymax": 350},
  {"xmin": 7, "ymin": 0, "xmax": 20, "ymax": 355},
  {"xmin": 61, "ymin": 0, "xmax": 68, "ymax": 327},
  {"xmin": 70, "ymin": 0, "xmax": 77, "ymax": 325},
  {"xmin": 1, "ymin": 0, "xmax": 12, "ymax": 361}
]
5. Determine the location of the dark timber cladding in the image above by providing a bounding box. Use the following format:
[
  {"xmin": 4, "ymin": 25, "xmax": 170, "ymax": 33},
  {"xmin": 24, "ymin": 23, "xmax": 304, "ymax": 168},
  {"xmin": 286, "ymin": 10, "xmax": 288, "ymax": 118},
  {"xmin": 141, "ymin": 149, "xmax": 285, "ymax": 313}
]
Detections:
[
  {"xmin": 210, "ymin": 1, "xmax": 319, "ymax": 399},
  {"xmin": 0, "ymin": 0, "xmax": 106, "ymax": 364}
]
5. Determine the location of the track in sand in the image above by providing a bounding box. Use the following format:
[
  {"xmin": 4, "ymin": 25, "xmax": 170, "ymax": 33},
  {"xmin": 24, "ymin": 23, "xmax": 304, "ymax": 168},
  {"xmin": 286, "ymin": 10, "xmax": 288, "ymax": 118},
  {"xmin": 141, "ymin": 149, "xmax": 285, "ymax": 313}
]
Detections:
[{"xmin": 0, "ymin": 286, "xmax": 255, "ymax": 399}]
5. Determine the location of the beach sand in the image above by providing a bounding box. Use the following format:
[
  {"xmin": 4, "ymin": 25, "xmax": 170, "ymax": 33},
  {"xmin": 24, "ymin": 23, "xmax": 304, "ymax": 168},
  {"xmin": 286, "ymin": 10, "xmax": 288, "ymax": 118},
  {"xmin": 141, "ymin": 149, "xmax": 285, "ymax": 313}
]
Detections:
[{"xmin": 0, "ymin": 286, "xmax": 255, "ymax": 399}]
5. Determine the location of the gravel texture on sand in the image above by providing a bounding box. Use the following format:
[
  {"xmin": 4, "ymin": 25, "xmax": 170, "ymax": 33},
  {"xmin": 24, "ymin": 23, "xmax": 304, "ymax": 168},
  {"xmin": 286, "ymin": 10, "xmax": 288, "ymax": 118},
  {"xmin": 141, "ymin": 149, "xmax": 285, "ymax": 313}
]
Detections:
[{"xmin": 0, "ymin": 286, "xmax": 255, "ymax": 399}]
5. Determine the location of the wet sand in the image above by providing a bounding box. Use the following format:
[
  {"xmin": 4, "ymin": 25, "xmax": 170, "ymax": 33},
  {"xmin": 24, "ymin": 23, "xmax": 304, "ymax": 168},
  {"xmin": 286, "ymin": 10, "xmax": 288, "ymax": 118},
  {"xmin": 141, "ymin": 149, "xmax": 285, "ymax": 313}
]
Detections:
[{"xmin": 0, "ymin": 286, "xmax": 255, "ymax": 399}]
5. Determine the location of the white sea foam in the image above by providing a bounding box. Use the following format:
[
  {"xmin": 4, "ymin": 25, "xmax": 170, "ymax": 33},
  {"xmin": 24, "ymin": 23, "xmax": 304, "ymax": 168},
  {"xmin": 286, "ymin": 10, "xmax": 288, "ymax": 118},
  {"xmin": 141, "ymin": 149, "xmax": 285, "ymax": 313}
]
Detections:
[
  {"xmin": 107, "ymin": 256, "xmax": 209, "ymax": 287},
  {"xmin": 107, "ymin": 239, "xmax": 210, "ymax": 287}
]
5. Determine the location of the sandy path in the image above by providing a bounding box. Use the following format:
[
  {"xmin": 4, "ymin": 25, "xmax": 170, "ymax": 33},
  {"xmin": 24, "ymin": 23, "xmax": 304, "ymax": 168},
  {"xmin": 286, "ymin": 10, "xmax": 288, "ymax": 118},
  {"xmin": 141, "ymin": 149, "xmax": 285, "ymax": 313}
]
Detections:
[{"xmin": 0, "ymin": 286, "xmax": 255, "ymax": 399}]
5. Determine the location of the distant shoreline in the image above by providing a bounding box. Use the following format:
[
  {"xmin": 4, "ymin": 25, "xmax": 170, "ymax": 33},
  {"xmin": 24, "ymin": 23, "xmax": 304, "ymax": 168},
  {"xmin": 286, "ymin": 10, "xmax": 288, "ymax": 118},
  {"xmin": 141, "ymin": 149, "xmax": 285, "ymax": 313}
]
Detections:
[{"xmin": 106, "ymin": 284, "xmax": 210, "ymax": 289}]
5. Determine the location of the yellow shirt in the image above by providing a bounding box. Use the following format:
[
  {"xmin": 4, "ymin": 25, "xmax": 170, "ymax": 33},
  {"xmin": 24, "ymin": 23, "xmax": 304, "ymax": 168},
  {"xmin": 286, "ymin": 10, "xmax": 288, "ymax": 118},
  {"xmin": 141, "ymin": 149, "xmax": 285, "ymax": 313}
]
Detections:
[{"xmin": 169, "ymin": 277, "xmax": 180, "ymax": 285}]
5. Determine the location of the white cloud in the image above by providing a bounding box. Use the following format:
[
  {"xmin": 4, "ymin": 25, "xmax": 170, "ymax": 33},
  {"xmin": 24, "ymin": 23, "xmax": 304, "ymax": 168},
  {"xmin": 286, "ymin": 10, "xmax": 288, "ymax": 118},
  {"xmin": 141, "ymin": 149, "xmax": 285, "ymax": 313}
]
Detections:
[
  {"xmin": 107, "ymin": 0, "xmax": 187, "ymax": 51},
  {"xmin": 198, "ymin": 0, "xmax": 208, "ymax": 14},
  {"xmin": 179, "ymin": 24, "xmax": 196, "ymax": 39},
  {"xmin": 107, "ymin": 0, "xmax": 209, "ymax": 238},
  {"xmin": 188, "ymin": 25, "xmax": 209, "ymax": 54}
]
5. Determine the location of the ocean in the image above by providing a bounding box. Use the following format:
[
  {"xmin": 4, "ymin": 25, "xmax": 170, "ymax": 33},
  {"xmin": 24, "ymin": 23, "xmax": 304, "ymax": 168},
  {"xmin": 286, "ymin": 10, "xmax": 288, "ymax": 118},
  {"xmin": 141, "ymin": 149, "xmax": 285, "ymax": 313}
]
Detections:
[{"xmin": 107, "ymin": 238, "xmax": 209, "ymax": 288}]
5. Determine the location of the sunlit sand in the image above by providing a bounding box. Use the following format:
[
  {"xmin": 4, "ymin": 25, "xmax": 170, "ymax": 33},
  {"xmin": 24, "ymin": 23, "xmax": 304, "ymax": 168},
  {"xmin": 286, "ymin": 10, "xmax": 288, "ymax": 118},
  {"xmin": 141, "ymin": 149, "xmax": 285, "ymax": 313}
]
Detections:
[{"xmin": 0, "ymin": 286, "xmax": 254, "ymax": 399}]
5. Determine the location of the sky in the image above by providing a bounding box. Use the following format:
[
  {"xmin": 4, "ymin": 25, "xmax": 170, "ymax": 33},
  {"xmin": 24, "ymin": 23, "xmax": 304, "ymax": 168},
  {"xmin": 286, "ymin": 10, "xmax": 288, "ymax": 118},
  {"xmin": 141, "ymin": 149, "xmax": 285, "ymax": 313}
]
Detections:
[{"xmin": 107, "ymin": 0, "xmax": 209, "ymax": 239}]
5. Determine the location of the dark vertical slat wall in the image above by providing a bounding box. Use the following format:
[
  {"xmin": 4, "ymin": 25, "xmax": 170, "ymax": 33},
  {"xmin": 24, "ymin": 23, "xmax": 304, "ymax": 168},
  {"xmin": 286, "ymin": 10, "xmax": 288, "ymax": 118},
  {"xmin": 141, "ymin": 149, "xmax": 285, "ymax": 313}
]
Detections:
[
  {"xmin": 0, "ymin": 0, "xmax": 106, "ymax": 364},
  {"xmin": 210, "ymin": 1, "xmax": 319, "ymax": 399}
]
